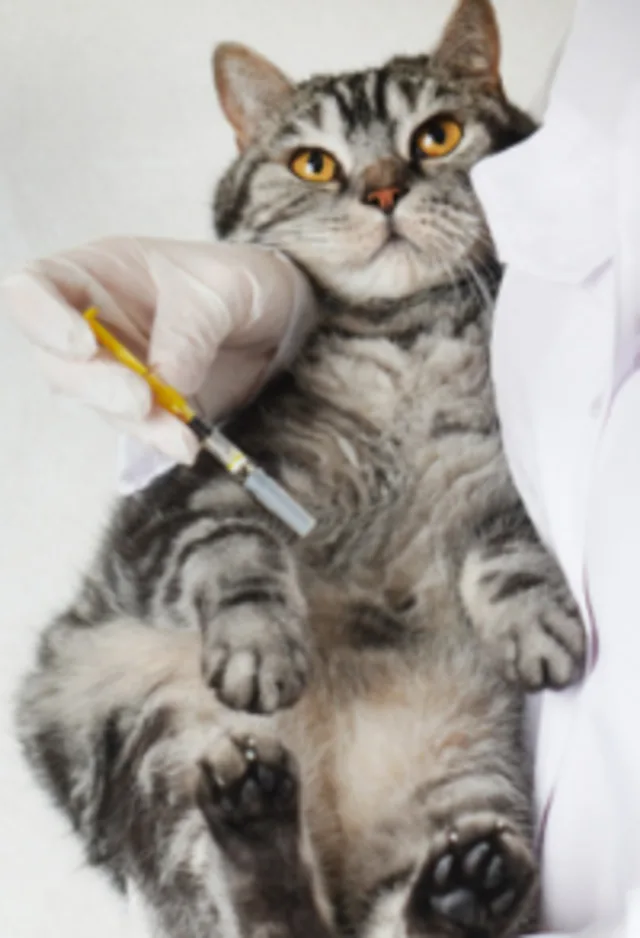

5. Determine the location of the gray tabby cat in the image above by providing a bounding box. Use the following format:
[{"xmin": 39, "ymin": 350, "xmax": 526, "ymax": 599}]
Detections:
[{"xmin": 16, "ymin": 1, "xmax": 586, "ymax": 936}]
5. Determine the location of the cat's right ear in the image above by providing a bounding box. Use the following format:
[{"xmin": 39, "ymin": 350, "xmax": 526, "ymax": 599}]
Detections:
[
  {"xmin": 213, "ymin": 43, "xmax": 294, "ymax": 151},
  {"xmin": 432, "ymin": 0, "xmax": 501, "ymax": 87}
]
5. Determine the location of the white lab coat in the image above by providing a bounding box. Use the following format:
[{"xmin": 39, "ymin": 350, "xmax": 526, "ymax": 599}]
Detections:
[{"xmin": 472, "ymin": 0, "xmax": 640, "ymax": 934}]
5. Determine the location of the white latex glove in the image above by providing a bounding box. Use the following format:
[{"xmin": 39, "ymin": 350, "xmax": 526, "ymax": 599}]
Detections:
[{"xmin": 1, "ymin": 237, "xmax": 316, "ymax": 464}]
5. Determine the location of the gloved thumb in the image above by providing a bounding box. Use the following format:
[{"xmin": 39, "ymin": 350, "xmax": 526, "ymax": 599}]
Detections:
[{"xmin": 146, "ymin": 246, "xmax": 242, "ymax": 395}]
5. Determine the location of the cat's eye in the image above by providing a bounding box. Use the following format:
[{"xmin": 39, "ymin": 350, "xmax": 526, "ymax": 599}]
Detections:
[
  {"xmin": 289, "ymin": 148, "xmax": 339, "ymax": 183},
  {"xmin": 412, "ymin": 115, "xmax": 463, "ymax": 159}
]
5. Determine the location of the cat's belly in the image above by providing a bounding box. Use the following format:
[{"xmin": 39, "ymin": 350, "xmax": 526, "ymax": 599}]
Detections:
[{"xmin": 277, "ymin": 614, "xmax": 520, "ymax": 915}]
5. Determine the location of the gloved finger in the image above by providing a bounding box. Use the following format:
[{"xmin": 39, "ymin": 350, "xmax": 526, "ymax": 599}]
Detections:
[
  {"xmin": 2, "ymin": 271, "xmax": 97, "ymax": 359},
  {"xmin": 146, "ymin": 246, "xmax": 232, "ymax": 394},
  {"xmin": 33, "ymin": 348, "xmax": 153, "ymax": 419},
  {"xmin": 111, "ymin": 408, "xmax": 200, "ymax": 465},
  {"xmin": 46, "ymin": 238, "xmax": 157, "ymax": 345},
  {"xmin": 232, "ymin": 246, "xmax": 314, "ymax": 343},
  {"xmin": 2, "ymin": 237, "xmax": 159, "ymax": 358}
]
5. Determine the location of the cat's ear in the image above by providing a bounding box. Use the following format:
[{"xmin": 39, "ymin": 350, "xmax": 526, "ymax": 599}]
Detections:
[
  {"xmin": 213, "ymin": 43, "xmax": 294, "ymax": 150},
  {"xmin": 432, "ymin": 0, "xmax": 501, "ymax": 86}
]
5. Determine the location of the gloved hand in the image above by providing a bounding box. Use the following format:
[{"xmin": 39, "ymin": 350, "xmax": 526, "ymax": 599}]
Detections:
[{"xmin": 2, "ymin": 237, "xmax": 316, "ymax": 463}]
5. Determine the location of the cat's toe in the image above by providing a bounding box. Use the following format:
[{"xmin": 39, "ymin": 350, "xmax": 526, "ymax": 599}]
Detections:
[{"xmin": 409, "ymin": 822, "xmax": 536, "ymax": 936}]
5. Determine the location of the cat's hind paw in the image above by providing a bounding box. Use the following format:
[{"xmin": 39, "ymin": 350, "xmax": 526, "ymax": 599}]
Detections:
[
  {"xmin": 408, "ymin": 816, "xmax": 536, "ymax": 936},
  {"xmin": 197, "ymin": 730, "xmax": 298, "ymax": 839}
]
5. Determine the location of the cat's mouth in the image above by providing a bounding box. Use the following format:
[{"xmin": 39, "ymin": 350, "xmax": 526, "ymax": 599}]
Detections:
[{"xmin": 371, "ymin": 225, "xmax": 419, "ymax": 261}]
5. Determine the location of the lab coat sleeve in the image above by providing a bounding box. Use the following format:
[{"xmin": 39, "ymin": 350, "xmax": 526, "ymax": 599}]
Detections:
[{"xmin": 535, "ymin": 890, "xmax": 640, "ymax": 938}]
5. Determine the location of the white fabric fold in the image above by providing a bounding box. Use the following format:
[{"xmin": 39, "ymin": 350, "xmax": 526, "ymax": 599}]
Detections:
[{"xmin": 471, "ymin": 1, "xmax": 640, "ymax": 934}]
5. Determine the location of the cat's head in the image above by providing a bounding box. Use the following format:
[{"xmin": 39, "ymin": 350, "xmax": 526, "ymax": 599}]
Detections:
[{"xmin": 212, "ymin": 0, "xmax": 534, "ymax": 306}]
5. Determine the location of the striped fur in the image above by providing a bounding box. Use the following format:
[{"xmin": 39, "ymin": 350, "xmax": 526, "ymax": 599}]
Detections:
[{"xmin": 16, "ymin": 2, "xmax": 585, "ymax": 937}]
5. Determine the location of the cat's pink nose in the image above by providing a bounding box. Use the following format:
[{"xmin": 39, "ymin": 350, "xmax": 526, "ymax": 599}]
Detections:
[{"xmin": 364, "ymin": 186, "xmax": 406, "ymax": 215}]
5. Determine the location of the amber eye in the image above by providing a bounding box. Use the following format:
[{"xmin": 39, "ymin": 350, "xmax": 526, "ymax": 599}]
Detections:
[
  {"xmin": 289, "ymin": 148, "xmax": 339, "ymax": 183},
  {"xmin": 412, "ymin": 115, "xmax": 463, "ymax": 159}
]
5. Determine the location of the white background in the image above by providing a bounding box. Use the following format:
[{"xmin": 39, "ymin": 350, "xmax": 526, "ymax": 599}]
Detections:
[{"xmin": 0, "ymin": 1, "xmax": 575, "ymax": 935}]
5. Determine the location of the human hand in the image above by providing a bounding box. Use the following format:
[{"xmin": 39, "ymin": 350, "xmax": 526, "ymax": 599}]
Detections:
[{"xmin": 2, "ymin": 237, "xmax": 315, "ymax": 462}]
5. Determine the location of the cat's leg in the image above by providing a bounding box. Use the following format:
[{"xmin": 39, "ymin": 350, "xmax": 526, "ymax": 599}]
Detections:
[
  {"xmin": 197, "ymin": 730, "xmax": 334, "ymax": 938},
  {"xmin": 459, "ymin": 506, "xmax": 586, "ymax": 690},
  {"xmin": 359, "ymin": 742, "xmax": 538, "ymax": 938},
  {"xmin": 397, "ymin": 724, "xmax": 537, "ymax": 938},
  {"xmin": 16, "ymin": 616, "xmax": 330, "ymax": 938},
  {"xmin": 106, "ymin": 474, "xmax": 309, "ymax": 713}
]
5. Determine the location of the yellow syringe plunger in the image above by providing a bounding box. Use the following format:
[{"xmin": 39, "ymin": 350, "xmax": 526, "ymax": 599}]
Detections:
[{"xmin": 83, "ymin": 307, "xmax": 196, "ymax": 423}]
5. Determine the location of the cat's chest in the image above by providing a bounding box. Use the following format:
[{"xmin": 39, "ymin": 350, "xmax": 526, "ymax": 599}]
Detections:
[
  {"xmin": 393, "ymin": 336, "xmax": 493, "ymax": 445},
  {"xmin": 293, "ymin": 335, "xmax": 498, "ymax": 569},
  {"xmin": 307, "ymin": 333, "xmax": 492, "ymax": 443},
  {"xmin": 301, "ymin": 334, "xmax": 494, "ymax": 491}
]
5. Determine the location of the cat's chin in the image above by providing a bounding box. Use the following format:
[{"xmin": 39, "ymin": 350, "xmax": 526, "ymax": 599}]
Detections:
[{"xmin": 318, "ymin": 238, "xmax": 450, "ymax": 306}]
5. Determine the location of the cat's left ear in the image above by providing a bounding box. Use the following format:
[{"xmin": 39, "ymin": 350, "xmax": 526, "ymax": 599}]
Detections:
[
  {"xmin": 432, "ymin": 0, "xmax": 501, "ymax": 87},
  {"xmin": 213, "ymin": 43, "xmax": 294, "ymax": 150}
]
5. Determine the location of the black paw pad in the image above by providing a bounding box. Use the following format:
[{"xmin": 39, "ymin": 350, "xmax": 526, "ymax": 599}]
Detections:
[
  {"xmin": 409, "ymin": 830, "xmax": 533, "ymax": 935},
  {"xmin": 198, "ymin": 738, "xmax": 297, "ymax": 833}
]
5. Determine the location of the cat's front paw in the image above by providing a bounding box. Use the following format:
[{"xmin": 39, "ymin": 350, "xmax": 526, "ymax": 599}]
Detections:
[
  {"xmin": 202, "ymin": 606, "xmax": 309, "ymax": 713},
  {"xmin": 504, "ymin": 587, "xmax": 585, "ymax": 690},
  {"xmin": 461, "ymin": 549, "xmax": 586, "ymax": 691},
  {"xmin": 483, "ymin": 583, "xmax": 586, "ymax": 691}
]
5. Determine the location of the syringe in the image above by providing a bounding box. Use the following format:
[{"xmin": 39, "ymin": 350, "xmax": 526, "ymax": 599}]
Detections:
[{"xmin": 83, "ymin": 307, "xmax": 316, "ymax": 538}]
